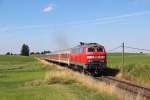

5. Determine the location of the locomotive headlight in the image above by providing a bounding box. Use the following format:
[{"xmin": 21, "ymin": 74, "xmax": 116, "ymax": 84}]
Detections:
[
  {"xmin": 87, "ymin": 56, "xmax": 94, "ymax": 59},
  {"xmin": 87, "ymin": 56, "xmax": 105, "ymax": 59},
  {"xmin": 98, "ymin": 56, "xmax": 105, "ymax": 59}
]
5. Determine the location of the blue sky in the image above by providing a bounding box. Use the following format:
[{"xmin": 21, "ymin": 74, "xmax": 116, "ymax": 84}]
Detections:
[{"xmin": 0, "ymin": 0, "xmax": 150, "ymax": 54}]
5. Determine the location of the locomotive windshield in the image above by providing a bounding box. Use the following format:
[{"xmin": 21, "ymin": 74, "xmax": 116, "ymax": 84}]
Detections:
[
  {"xmin": 97, "ymin": 47, "xmax": 103, "ymax": 52},
  {"xmin": 88, "ymin": 48, "xmax": 95, "ymax": 52},
  {"xmin": 88, "ymin": 47, "xmax": 103, "ymax": 52}
]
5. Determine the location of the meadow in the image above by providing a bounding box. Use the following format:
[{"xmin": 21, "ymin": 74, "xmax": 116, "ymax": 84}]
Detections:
[
  {"xmin": 0, "ymin": 55, "xmax": 117, "ymax": 100},
  {"xmin": 107, "ymin": 53, "xmax": 150, "ymax": 85}
]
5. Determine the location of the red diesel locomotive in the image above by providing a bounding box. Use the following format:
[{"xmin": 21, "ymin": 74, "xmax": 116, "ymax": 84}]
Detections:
[{"xmin": 45, "ymin": 42, "xmax": 107, "ymax": 74}]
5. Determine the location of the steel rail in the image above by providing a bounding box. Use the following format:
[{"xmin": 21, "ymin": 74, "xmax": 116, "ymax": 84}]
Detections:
[{"xmin": 95, "ymin": 76, "xmax": 150, "ymax": 99}]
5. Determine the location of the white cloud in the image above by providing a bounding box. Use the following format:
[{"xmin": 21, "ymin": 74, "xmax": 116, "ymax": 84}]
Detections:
[{"xmin": 43, "ymin": 3, "xmax": 54, "ymax": 13}]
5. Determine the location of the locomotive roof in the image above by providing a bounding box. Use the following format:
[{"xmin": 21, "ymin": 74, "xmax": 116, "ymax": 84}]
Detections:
[
  {"xmin": 50, "ymin": 43, "xmax": 104, "ymax": 53},
  {"xmin": 77, "ymin": 42, "xmax": 104, "ymax": 48}
]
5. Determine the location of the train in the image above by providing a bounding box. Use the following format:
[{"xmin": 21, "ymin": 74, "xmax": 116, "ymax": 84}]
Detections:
[{"xmin": 44, "ymin": 42, "xmax": 107, "ymax": 75}]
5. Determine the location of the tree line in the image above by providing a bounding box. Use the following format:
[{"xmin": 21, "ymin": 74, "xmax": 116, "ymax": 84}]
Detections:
[{"xmin": 6, "ymin": 44, "xmax": 51, "ymax": 56}]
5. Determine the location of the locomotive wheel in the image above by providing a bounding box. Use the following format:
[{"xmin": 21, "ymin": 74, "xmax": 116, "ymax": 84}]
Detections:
[
  {"xmin": 81, "ymin": 67, "xmax": 85, "ymax": 74},
  {"xmin": 80, "ymin": 67, "xmax": 84, "ymax": 73}
]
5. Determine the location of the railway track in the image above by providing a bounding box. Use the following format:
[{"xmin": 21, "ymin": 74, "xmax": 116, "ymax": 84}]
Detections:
[
  {"xmin": 95, "ymin": 76, "xmax": 150, "ymax": 99},
  {"xmin": 41, "ymin": 57, "xmax": 150, "ymax": 99}
]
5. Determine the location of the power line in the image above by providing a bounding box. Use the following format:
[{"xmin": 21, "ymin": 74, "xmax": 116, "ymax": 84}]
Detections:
[
  {"xmin": 107, "ymin": 45, "xmax": 122, "ymax": 52},
  {"xmin": 125, "ymin": 46, "xmax": 150, "ymax": 52},
  {"xmin": 108, "ymin": 44, "xmax": 150, "ymax": 52}
]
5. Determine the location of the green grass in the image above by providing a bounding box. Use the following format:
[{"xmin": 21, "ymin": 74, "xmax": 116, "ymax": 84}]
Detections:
[
  {"xmin": 107, "ymin": 53, "xmax": 150, "ymax": 83},
  {"xmin": 108, "ymin": 53, "xmax": 150, "ymax": 65},
  {"xmin": 0, "ymin": 55, "xmax": 116, "ymax": 100},
  {"xmin": 0, "ymin": 84, "xmax": 114, "ymax": 100}
]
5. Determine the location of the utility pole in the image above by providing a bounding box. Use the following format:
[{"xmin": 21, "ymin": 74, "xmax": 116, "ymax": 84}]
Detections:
[{"xmin": 122, "ymin": 42, "xmax": 125, "ymax": 72}]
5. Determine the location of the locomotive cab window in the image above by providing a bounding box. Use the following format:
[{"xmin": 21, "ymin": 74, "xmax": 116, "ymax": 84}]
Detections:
[
  {"xmin": 88, "ymin": 48, "xmax": 95, "ymax": 52},
  {"xmin": 88, "ymin": 47, "xmax": 103, "ymax": 52},
  {"xmin": 97, "ymin": 47, "xmax": 103, "ymax": 52}
]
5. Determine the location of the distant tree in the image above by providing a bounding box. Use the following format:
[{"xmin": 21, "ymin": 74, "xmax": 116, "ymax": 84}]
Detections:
[
  {"xmin": 21, "ymin": 44, "xmax": 30, "ymax": 56},
  {"xmin": 30, "ymin": 52, "xmax": 35, "ymax": 55},
  {"xmin": 6, "ymin": 52, "xmax": 11, "ymax": 55},
  {"xmin": 35, "ymin": 52, "xmax": 40, "ymax": 54},
  {"xmin": 41, "ymin": 51, "xmax": 51, "ymax": 54},
  {"xmin": 41, "ymin": 52, "xmax": 44, "ymax": 54},
  {"xmin": 6, "ymin": 52, "xmax": 13, "ymax": 55}
]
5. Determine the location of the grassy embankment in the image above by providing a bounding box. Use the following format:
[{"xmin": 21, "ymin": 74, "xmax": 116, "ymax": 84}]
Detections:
[
  {"xmin": 0, "ymin": 55, "xmax": 117, "ymax": 100},
  {"xmin": 107, "ymin": 53, "xmax": 150, "ymax": 85}
]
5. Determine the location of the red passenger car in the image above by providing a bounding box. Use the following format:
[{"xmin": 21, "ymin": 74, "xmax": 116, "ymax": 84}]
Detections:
[{"xmin": 45, "ymin": 42, "xmax": 107, "ymax": 74}]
